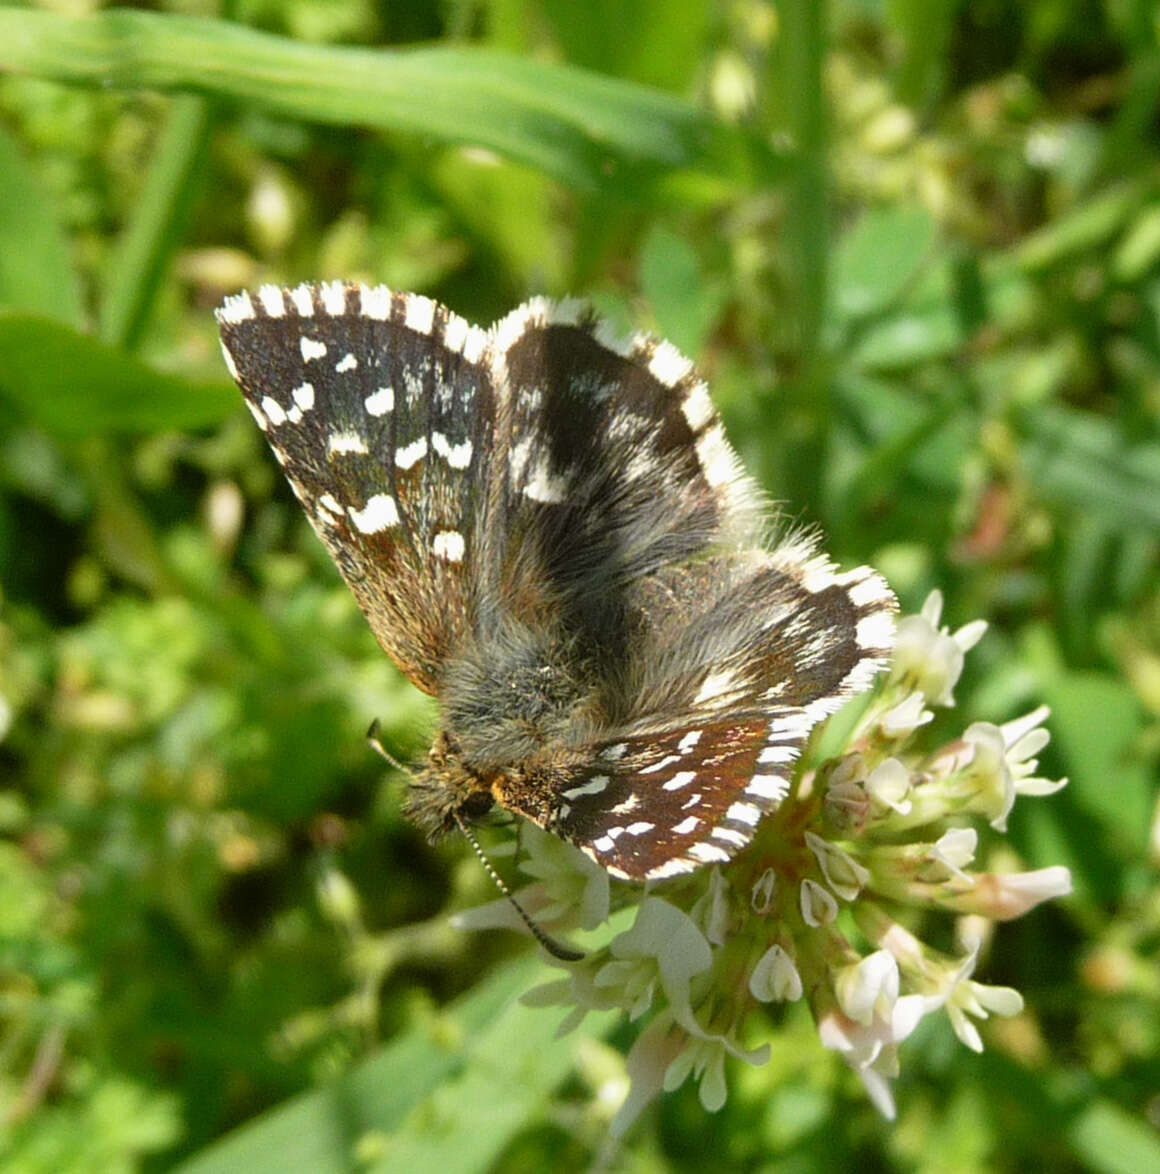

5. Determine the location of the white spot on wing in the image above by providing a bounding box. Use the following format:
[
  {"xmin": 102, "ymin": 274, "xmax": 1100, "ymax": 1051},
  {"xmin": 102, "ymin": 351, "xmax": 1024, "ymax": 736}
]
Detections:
[
  {"xmin": 289, "ymin": 285, "xmax": 314, "ymax": 316},
  {"xmin": 335, "ymin": 352, "xmax": 358, "ymax": 373},
  {"xmin": 218, "ymin": 289, "xmax": 255, "ymax": 323},
  {"xmin": 625, "ymin": 821, "xmax": 655, "ymax": 836},
  {"xmin": 443, "ymin": 313, "xmax": 488, "ymax": 364},
  {"xmin": 432, "ymin": 431, "xmax": 473, "ymax": 469},
  {"xmin": 258, "ymin": 285, "xmax": 285, "ymax": 317},
  {"xmin": 847, "ymin": 572, "xmax": 893, "ymax": 608},
  {"xmin": 758, "ymin": 744, "xmax": 797, "ymax": 765},
  {"xmin": 292, "ymin": 383, "xmax": 315, "ymax": 411},
  {"xmin": 261, "ymin": 396, "xmax": 286, "ymax": 426},
  {"xmin": 318, "ymin": 493, "xmax": 343, "ymax": 516},
  {"xmin": 672, "ymin": 816, "xmax": 701, "ymax": 836},
  {"xmin": 329, "ymin": 431, "xmax": 369, "ymax": 455},
  {"xmin": 404, "ymin": 295, "xmax": 436, "ymax": 334},
  {"xmin": 857, "ymin": 611, "xmax": 896, "ymax": 650},
  {"xmin": 662, "ymin": 771, "xmax": 697, "ymax": 792},
  {"xmin": 562, "ymin": 775, "xmax": 610, "ymax": 800},
  {"xmin": 648, "ymin": 340, "xmax": 694, "ymax": 387},
  {"xmin": 359, "ymin": 285, "xmax": 393, "ymax": 320},
  {"xmin": 712, "ymin": 826, "xmax": 749, "ymax": 848},
  {"xmin": 320, "ymin": 281, "xmax": 347, "ymax": 315},
  {"xmin": 695, "ymin": 424, "xmax": 741, "ymax": 489},
  {"xmin": 746, "ymin": 774, "xmax": 789, "ymax": 801},
  {"xmin": 639, "ymin": 754, "xmax": 682, "ymax": 775},
  {"xmin": 220, "ymin": 340, "xmax": 239, "ymax": 379},
  {"xmin": 395, "ymin": 436, "xmax": 427, "ymax": 469},
  {"xmin": 592, "ymin": 835, "xmax": 615, "ymax": 854},
  {"xmin": 725, "ymin": 801, "xmax": 762, "ymax": 826},
  {"xmin": 349, "ymin": 493, "xmax": 398, "ymax": 533},
  {"xmin": 681, "ymin": 383, "xmax": 715, "ymax": 431},
  {"xmin": 432, "ymin": 530, "xmax": 465, "ymax": 562},
  {"xmin": 646, "ymin": 856, "xmax": 698, "ymax": 880},
  {"xmin": 365, "ymin": 387, "xmax": 394, "ymax": 416},
  {"xmin": 677, "ymin": 730, "xmax": 702, "ymax": 753},
  {"xmin": 768, "ymin": 712, "xmax": 812, "ymax": 738},
  {"xmin": 524, "ymin": 459, "xmax": 568, "ymax": 504},
  {"xmin": 300, "ymin": 337, "xmax": 327, "ymax": 362},
  {"xmin": 601, "ymin": 744, "xmax": 628, "ymax": 761},
  {"xmin": 688, "ymin": 841, "xmax": 732, "ymax": 864}
]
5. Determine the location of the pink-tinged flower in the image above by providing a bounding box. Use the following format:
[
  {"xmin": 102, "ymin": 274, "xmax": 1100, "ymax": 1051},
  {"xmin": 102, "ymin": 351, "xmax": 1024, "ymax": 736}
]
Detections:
[
  {"xmin": 947, "ymin": 866, "xmax": 1073, "ymax": 919},
  {"xmin": 816, "ymin": 989, "xmax": 932, "ymax": 1118},
  {"xmin": 609, "ymin": 1014, "xmax": 688, "ymax": 1137}
]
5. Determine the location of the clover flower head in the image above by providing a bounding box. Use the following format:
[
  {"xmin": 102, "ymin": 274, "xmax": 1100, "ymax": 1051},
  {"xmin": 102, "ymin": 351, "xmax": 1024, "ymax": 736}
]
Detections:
[{"xmin": 466, "ymin": 593, "xmax": 1072, "ymax": 1131}]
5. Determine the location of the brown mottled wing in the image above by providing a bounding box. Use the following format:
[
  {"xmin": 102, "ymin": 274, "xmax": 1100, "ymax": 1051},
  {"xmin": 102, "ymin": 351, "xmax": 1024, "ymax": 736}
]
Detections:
[
  {"xmin": 525, "ymin": 554, "xmax": 897, "ymax": 880},
  {"xmin": 477, "ymin": 298, "xmax": 761, "ymax": 645},
  {"xmin": 217, "ymin": 283, "xmax": 495, "ymax": 694}
]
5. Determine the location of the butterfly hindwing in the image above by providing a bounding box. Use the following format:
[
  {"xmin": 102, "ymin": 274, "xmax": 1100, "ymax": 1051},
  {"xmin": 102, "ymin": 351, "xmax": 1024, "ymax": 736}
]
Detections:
[{"xmin": 540, "ymin": 557, "xmax": 897, "ymax": 879}]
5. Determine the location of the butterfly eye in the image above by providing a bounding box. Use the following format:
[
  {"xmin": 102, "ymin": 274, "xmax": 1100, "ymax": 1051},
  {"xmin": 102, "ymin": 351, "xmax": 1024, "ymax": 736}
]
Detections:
[{"xmin": 457, "ymin": 790, "xmax": 495, "ymax": 822}]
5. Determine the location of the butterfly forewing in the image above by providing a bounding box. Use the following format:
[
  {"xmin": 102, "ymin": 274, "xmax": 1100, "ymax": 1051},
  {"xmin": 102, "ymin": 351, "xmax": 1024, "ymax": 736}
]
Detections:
[
  {"xmin": 484, "ymin": 300, "xmax": 761, "ymax": 640},
  {"xmin": 217, "ymin": 283, "xmax": 494, "ymax": 693}
]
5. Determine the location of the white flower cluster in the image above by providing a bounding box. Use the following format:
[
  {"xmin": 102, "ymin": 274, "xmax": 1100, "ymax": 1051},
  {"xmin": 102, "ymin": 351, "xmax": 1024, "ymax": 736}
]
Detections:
[{"xmin": 457, "ymin": 592, "xmax": 1072, "ymax": 1131}]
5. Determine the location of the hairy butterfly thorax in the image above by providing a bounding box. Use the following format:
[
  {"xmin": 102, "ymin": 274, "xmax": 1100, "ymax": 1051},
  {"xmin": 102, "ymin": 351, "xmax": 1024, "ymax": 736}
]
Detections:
[{"xmin": 217, "ymin": 283, "xmax": 897, "ymax": 883}]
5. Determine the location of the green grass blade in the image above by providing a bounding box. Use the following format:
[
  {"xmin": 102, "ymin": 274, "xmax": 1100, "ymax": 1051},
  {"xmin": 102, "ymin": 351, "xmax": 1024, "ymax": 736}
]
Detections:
[
  {"xmin": 0, "ymin": 7, "xmax": 777, "ymax": 196},
  {"xmin": 174, "ymin": 956, "xmax": 613, "ymax": 1174},
  {"xmin": 0, "ymin": 311, "xmax": 237, "ymax": 434},
  {"xmin": 100, "ymin": 94, "xmax": 213, "ymax": 351},
  {"xmin": 0, "ymin": 123, "xmax": 84, "ymax": 327}
]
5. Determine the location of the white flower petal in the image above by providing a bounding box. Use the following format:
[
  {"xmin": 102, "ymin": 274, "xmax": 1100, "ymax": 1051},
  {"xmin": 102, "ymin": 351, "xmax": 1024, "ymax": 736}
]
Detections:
[
  {"xmin": 749, "ymin": 944, "xmax": 803, "ymax": 1002},
  {"xmin": 800, "ymin": 878, "xmax": 839, "ymax": 927}
]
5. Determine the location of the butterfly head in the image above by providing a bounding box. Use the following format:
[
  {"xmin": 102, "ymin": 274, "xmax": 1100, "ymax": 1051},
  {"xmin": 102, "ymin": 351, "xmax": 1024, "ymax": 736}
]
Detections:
[{"xmin": 404, "ymin": 731, "xmax": 497, "ymax": 840}]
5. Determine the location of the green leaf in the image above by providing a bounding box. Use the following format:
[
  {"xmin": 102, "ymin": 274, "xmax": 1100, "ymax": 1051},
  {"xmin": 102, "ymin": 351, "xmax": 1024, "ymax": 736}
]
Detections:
[
  {"xmin": 639, "ymin": 224, "xmax": 725, "ymax": 356},
  {"xmin": 1043, "ymin": 671, "xmax": 1151, "ymax": 854},
  {"xmin": 540, "ymin": 0, "xmax": 711, "ymax": 93},
  {"xmin": 1069, "ymin": 1101, "xmax": 1160, "ymax": 1174},
  {"xmin": 1021, "ymin": 405, "xmax": 1160, "ymax": 536},
  {"xmin": 0, "ymin": 311, "xmax": 238, "ymax": 435},
  {"xmin": 0, "ymin": 123, "xmax": 84, "ymax": 327},
  {"xmin": 832, "ymin": 204, "xmax": 936, "ymax": 322},
  {"xmin": 1011, "ymin": 179, "xmax": 1153, "ymax": 273},
  {"xmin": 174, "ymin": 956, "xmax": 613, "ymax": 1174},
  {"xmin": 0, "ymin": 7, "xmax": 778, "ymax": 197}
]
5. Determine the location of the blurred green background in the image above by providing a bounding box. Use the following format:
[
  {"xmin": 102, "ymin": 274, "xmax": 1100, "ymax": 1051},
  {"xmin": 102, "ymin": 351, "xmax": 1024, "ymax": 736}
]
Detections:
[{"xmin": 0, "ymin": 1, "xmax": 1158, "ymax": 1170}]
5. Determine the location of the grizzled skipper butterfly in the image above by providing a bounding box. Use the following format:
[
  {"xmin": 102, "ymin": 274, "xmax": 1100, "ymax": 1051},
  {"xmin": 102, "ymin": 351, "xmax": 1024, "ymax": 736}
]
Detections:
[{"xmin": 217, "ymin": 284, "xmax": 895, "ymax": 885}]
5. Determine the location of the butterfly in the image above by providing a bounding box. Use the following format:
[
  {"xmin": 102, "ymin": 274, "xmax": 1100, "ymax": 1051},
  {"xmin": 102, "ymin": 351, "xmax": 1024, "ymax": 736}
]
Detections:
[{"xmin": 216, "ymin": 283, "xmax": 896, "ymax": 881}]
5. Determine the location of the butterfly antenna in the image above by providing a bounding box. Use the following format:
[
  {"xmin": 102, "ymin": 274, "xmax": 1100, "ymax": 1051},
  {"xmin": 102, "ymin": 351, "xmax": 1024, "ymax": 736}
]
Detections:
[
  {"xmin": 453, "ymin": 812, "xmax": 585, "ymax": 963},
  {"xmin": 366, "ymin": 719, "xmax": 408, "ymax": 773}
]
